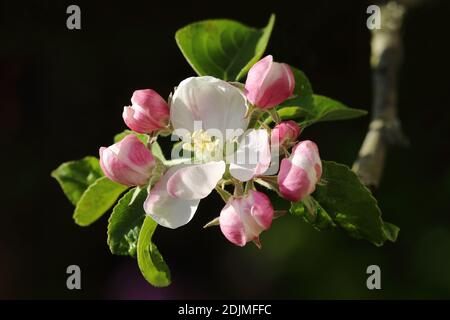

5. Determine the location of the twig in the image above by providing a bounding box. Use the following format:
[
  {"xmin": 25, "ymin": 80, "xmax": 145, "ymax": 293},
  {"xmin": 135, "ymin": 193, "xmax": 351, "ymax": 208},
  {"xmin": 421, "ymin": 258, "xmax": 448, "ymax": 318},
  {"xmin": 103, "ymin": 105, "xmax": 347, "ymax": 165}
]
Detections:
[{"xmin": 352, "ymin": 1, "xmax": 410, "ymax": 189}]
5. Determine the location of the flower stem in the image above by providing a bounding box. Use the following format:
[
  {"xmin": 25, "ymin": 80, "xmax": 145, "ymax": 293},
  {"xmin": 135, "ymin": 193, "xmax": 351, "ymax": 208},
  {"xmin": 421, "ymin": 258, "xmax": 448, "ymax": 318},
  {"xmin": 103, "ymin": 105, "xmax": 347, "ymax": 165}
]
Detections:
[
  {"xmin": 302, "ymin": 195, "xmax": 317, "ymax": 221},
  {"xmin": 244, "ymin": 180, "xmax": 255, "ymax": 194},
  {"xmin": 254, "ymin": 176, "xmax": 280, "ymax": 195},
  {"xmin": 233, "ymin": 181, "xmax": 244, "ymax": 197},
  {"xmin": 244, "ymin": 104, "xmax": 255, "ymax": 119},
  {"xmin": 268, "ymin": 108, "xmax": 281, "ymax": 124},
  {"xmin": 215, "ymin": 186, "xmax": 232, "ymax": 202}
]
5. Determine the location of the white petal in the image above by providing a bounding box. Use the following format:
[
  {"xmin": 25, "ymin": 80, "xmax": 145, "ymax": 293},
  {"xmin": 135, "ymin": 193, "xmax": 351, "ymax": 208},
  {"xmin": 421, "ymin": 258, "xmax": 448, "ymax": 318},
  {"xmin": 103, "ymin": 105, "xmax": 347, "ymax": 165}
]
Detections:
[
  {"xmin": 170, "ymin": 76, "xmax": 248, "ymax": 135},
  {"xmin": 229, "ymin": 129, "xmax": 271, "ymax": 182},
  {"xmin": 167, "ymin": 161, "xmax": 225, "ymax": 200},
  {"xmin": 144, "ymin": 166, "xmax": 200, "ymax": 229}
]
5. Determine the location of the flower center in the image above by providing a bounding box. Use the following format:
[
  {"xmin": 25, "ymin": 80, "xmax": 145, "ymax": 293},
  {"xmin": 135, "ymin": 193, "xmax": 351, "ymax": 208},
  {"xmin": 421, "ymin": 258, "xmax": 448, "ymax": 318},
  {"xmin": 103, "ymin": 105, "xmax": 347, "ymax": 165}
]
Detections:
[{"xmin": 182, "ymin": 129, "xmax": 222, "ymax": 162}]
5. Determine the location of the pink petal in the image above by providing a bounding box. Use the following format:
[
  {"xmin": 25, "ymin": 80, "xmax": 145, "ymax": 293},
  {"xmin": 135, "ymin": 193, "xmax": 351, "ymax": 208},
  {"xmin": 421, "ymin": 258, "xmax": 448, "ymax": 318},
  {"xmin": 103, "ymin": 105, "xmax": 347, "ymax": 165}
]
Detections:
[
  {"xmin": 219, "ymin": 199, "xmax": 247, "ymax": 247},
  {"xmin": 249, "ymin": 190, "xmax": 273, "ymax": 230},
  {"xmin": 99, "ymin": 135, "xmax": 155, "ymax": 186},
  {"xmin": 278, "ymin": 158, "xmax": 312, "ymax": 202},
  {"xmin": 244, "ymin": 55, "xmax": 273, "ymax": 106}
]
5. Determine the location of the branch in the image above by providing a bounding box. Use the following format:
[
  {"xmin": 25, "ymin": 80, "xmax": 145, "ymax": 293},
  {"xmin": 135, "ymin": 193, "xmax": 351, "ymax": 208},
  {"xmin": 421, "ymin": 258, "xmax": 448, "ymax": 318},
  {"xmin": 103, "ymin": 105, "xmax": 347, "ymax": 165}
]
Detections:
[{"xmin": 352, "ymin": 1, "xmax": 410, "ymax": 189}]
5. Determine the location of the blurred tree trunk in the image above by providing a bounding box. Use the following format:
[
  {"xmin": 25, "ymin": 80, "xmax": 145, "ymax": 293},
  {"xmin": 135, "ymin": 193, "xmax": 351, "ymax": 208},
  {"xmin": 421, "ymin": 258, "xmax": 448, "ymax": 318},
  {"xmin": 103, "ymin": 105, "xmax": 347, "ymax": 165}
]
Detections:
[{"xmin": 353, "ymin": 1, "xmax": 410, "ymax": 188}]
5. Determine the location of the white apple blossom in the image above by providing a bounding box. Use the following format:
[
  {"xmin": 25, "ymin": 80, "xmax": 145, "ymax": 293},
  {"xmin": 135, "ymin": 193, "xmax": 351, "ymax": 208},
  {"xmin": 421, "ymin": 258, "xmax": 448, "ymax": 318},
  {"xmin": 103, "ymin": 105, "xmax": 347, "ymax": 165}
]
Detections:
[{"xmin": 144, "ymin": 76, "xmax": 271, "ymax": 229}]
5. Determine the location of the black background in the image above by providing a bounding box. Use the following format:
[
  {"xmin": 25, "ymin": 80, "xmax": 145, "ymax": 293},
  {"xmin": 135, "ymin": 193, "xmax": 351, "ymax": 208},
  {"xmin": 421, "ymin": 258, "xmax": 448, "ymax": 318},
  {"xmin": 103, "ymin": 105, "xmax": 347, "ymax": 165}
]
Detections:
[{"xmin": 1, "ymin": 0, "xmax": 450, "ymax": 299}]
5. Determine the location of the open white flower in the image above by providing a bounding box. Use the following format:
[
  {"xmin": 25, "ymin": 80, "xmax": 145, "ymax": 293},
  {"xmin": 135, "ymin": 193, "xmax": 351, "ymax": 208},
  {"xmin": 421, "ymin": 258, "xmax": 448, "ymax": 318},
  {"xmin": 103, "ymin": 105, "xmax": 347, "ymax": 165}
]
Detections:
[{"xmin": 144, "ymin": 76, "xmax": 271, "ymax": 229}]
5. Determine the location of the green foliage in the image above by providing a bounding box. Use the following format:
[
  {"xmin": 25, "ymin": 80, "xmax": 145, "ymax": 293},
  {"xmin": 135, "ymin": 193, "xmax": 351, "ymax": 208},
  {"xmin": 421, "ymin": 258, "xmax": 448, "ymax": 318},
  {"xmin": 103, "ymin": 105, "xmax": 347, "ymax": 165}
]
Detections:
[
  {"xmin": 176, "ymin": 14, "xmax": 275, "ymax": 81},
  {"xmin": 113, "ymin": 130, "xmax": 148, "ymax": 144},
  {"xmin": 51, "ymin": 15, "xmax": 399, "ymax": 289},
  {"xmin": 262, "ymin": 66, "xmax": 366, "ymax": 127},
  {"xmin": 289, "ymin": 162, "xmax": 398, "ymax": 245},
  {"xmin": 73, "ymin": 176, "xmax": 129, "ymax": 226},
  {"xmin": 51, "ymin": 156, "xmax": 103, "ymax": 205},
  {"xmin": 290, "ymin": 66, "xmax": 313, "ymax": 104},
  {"xmin": 137, "ymin": 217, "xmax": 171, "ymax": 287},
  {"xmin": 382, "ymin": 222, "xmax": 400, "ymax": 242},
  {"xmin": 107, "ymin": 187, "xmax": 148, "ymax": 257},
  {"xmin": 290, "ymin": 197, "xmax": 336, "ymax": 231},
  {"xmin": 311, "ymin": 161, "xmax": 398, "ymax": 245},
  {"xmin": 278, "ymin": 94, "xmax": 367, "ymax": 127},
  {"xmin": 150, "ymin": 141, "xmax": 166, "ymax": 162}
]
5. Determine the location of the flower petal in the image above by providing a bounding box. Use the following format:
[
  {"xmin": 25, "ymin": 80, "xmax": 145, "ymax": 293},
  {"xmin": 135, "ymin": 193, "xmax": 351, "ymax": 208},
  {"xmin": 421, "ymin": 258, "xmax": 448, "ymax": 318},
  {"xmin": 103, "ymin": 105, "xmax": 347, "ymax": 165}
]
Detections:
[
  {"xmin": 277, "ymin": 141, "xmax": 321, "ymax": 202},
  {"xmin": 256, "ymin": 62, "xmax": 295, "ymax": 108},
  {"xmin": 229, "ymin": 129, "xmax": 271, "ymax": 182},
  {"xmin": 170, "ymin": 76, "xmax": 248, "ymax": 135},
  {"xmin": 99, "ymin": 135, "xmax": 155, "ymax": 186},
  {"xmin": 277, "ymin": 158, "xmax": 312, "ymax": 202},
  {"xmin": 244, "ymin": 55, "xmax": 273, "ymax": 105},
  {"xmin": 144, "ymin": 166, "xmax": 200, "ymax": 229},
  {"xmin": 166, "ymin": 161, "xmax": 225, "ymax": 200},
  {"xmin": 219, "ymin": 199, "xmax": 247, "ymax": 247},
  {"xmin": 249, "ymin": 190, "xmax": 273, "ymax": 230}
]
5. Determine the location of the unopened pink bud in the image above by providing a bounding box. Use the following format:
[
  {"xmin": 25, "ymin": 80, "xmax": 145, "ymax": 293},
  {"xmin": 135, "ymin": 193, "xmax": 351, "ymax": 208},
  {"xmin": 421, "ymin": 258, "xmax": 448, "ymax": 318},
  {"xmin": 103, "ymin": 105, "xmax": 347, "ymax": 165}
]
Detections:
[
  {"xmin": 219, "ymin": 190, "xmax": 274, "ymax": 247},
  {"xmin": 271, "ymin": 120, "xmax": 301, "ymax": 147},
  {"xmin": 122, "ymin": 89, "xmax": 170, "ymax": 133},
  {"xmin": 277, "ymin": 140, "xmax": 322, "ymax": 202},
  {"xmin": 245, "ymin": 55, "xmax": 295, "ymax": 109},
  {"xmin": 99, "ymin": 134, "xmax": 156, "ymax": 186}
]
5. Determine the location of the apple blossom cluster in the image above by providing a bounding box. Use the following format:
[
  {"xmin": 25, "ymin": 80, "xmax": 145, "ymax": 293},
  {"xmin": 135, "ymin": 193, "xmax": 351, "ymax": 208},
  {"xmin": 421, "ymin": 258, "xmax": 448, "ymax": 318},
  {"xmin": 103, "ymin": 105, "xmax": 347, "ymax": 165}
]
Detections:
[{"xmin": 99, "ymin": 55, "xmax": 322, "ymax": 248}]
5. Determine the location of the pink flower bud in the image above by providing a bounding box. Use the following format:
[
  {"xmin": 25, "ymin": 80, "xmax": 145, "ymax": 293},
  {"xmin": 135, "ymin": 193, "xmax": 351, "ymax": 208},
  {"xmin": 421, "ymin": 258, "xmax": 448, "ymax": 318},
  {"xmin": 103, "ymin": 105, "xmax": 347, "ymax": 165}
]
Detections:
[
  {"xmin": 219, "ymin": 190, "xmax": 274, "ymax": 247},
  {"xmin": 99, "ymin": 134, "xmax": 156, "ymax": 186},
  {"xmin": 277, "ymin": 140, "xmax": 322, "ymax": 202},
  {"xmin": 271, "ymin": 120, "xmax": 301, "ymax": 147},
  {"xmin": 122, "ymin": 89, "xmax": 170, "ymax": 133},
  {"xmin": 244, "ymin": 55, "xmax": 295, "ymax": 109}
]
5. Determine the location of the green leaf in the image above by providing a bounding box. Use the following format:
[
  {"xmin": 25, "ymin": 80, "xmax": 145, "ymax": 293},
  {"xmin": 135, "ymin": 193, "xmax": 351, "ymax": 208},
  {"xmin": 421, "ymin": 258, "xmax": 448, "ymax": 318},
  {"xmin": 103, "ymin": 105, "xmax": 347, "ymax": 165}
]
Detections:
[
  {"xmin": 150, "ymin": 141, "xmax": 166, "ymax": 162},
  {"xmin": 51, "ymin": 156, "xmax": 104, "ymax": 205},
  {"xmin": 290, "ymin": 66, "xmax": 313, "ymax": 104},
  {"xmin": 73, "ymin": 176, "xmax": 129, "ymax": 226},
  {"xmin": 114, "ymin": 130, "xmax": 148, "ymax": 144},
  {"xmin": 290, "ymin": 197, "xmax": 336, "ymax": 231},
  {"xmin": 307, "ymin": 95, "xmax": 367, "ymax": 123},
  {"xmin": 107, "ymin": 187, "xmax": 148, "ymax": 257},
  {"xmin": 137, "ymin": 217, "xmax": 171, "ymax": 287},
  {"xmin": 278, "ymin": 94, "xmax": 367, "ymax": 127},
  {"xmin": 175, "ymin": 14, "xmax": 275, "ymax": 81},
  {"xmin": 382, "ymin": 222, "xmax": 400, "ymax": 242},
  {"xmin": 264, "ymin": 69, "xmax": 365, "ymax": 126},
  {"xmin": 313, "ymin": 161, "xmax": 398, "ymax": 246}
]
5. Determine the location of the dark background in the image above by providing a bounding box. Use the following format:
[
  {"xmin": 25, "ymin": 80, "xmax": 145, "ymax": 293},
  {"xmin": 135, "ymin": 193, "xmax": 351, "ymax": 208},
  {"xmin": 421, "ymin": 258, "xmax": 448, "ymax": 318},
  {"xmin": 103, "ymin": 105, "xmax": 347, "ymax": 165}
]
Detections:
[{"xmin": 1, "ymin": 0, "xmax": 450, "ymax": 299}]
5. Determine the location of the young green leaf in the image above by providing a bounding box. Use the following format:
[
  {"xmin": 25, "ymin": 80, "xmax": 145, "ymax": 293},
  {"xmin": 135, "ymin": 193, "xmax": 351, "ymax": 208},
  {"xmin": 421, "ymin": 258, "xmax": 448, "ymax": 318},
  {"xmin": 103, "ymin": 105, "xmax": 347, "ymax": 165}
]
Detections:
[
  {"xmin": 114, "ymin": 130, "xmax": 148, "ymax": 144},
  {"xmin": 277, "ymin": 94, "xmax": 367, "ymax": 127},
  {"xmin": 313, "ymin": 161, "xmax": 398, "ymax": 246},
  {"xmin": 382, "ymin": 222, "xmax": 400, "ymax": 242},
  {"xmin": 137, "ymin": 217, "xmax": 171, "ymax": 287},
  {"xmin": 290, "ymin": 197, "xmax": 336, "ymax": 231},
  {"xmin": 73, "ymin": 176, "xmax": 129, "ymax": 226},
  {"xmin": 107, "ymin": 187, "xmax": 148, "ymax": 257},
  {"xmin": 150, "ymin": 141, "xmax": 166, "ymax": 162},
  {"xmin": 175, "ymin": 14, "xmax": 275, "ymax": 81},
  {"xmin": 51, "ymin": 156, "xmax": 104, "ymax": 205},
  {"xmin": 263, "ymin": 69, "xmax": 364, "ymax": 126},
  {"xmin": 290, "ymin": 66, "xmax": 313, "ymax": 104}
]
